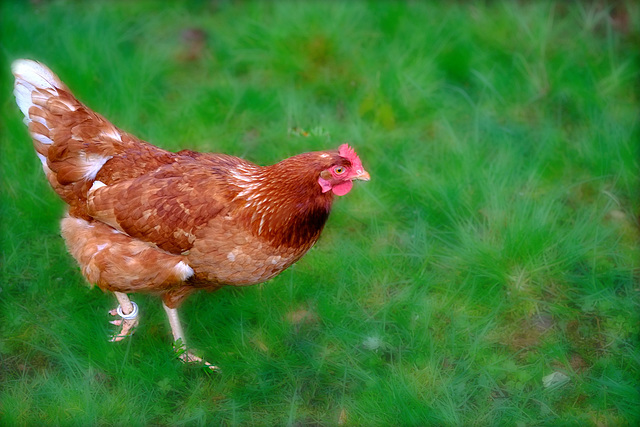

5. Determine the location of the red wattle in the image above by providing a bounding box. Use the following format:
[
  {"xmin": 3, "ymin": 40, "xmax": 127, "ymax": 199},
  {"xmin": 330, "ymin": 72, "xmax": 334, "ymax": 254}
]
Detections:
[{"xmin": 332, "ymin": 180, "xmax": 353, "ymax": 196}]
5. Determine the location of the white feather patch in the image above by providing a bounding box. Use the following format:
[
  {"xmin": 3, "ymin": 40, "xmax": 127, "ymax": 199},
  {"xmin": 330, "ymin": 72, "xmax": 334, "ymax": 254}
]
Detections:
[
  {"xmin": 12, "ymin": 59, "xmax": 61, "ymax": 91},
  {"xmin": 30, "ymin": 115, "xmax": 48, "ymax": 126},
  {"xmin": 81, "ymin": 154, "xmax": 113, "ymax": 181},
  {"xmin": 13, "ymin": 83, "xmax": 33, "ymax": 118},
  {"xmin": 174, "ymin": 261, "xmax": 194, "ymax": 281},
  {"xmin": 100, "ymin": 127, "xmax": 122, "ymax": 142},
  {"xmin": 89, "ymin": 180, "xmax": 107, "ymax": 194},
  {"xmin": 36, "ymin": 153, "xmax": 47, "ymax": 167},
  {"xmin": 32, "ymin": 133, "xmax": 53, "ymax": 145},
  {"xmin": 12, "ymin": 60, "xmax": 64, "ymax": 129}
]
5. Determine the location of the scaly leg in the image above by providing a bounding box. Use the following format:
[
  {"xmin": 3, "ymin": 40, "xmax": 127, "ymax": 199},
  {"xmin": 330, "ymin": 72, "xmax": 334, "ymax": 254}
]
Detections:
[
  {"xmin": 162, "ymin": 302, "xmax": 219, "ymax": 370},
  {"xmin": 109, "ymin": 291, "xmax": 139, "ymax": 342}
]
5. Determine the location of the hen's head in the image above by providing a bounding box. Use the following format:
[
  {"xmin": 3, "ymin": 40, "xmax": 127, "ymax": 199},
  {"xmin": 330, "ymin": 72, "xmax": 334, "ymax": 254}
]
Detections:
[{"xmin": 317, "ymin": 144, "xmax": 370, "ymax": 196}]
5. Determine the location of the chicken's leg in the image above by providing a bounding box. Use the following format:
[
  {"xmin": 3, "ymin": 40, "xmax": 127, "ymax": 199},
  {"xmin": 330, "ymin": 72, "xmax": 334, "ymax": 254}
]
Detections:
[
  {"xmin": 162, "ymin": 302, "xmax": 218, "ymax": 370},
  {"xmin": 109, "ymin": 291, "xmax": 139, "ymax": 342}
]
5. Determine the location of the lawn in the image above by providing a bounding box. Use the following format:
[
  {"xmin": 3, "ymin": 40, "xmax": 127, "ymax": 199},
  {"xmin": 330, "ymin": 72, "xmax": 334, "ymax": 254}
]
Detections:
[{"xmin": 1, "ymin": 1, "xmax": 639, "ymax": 425}]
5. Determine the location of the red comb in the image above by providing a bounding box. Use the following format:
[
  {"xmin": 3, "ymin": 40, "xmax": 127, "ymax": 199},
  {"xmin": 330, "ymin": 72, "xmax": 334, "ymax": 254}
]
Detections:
[{"xmin": 338, "ymin": 144, "xmax": 363, "ymax": 171}]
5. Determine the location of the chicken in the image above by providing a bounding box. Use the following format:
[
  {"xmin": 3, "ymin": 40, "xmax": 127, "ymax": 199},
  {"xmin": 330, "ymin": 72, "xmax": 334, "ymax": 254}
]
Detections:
[{"xmin": 12, "ymin": 59, "xmax": 369, "ymax": 369}]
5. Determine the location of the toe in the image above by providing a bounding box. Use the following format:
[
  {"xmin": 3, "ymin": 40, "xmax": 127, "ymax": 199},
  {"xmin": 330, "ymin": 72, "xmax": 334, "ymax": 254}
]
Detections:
[
  {"xmin": 177, "ymin": 349, "xmax": 220, "ymax": 371},
  {"xmin": 108, "ymin": 315, "xmax": 138, "ymax": 342}
]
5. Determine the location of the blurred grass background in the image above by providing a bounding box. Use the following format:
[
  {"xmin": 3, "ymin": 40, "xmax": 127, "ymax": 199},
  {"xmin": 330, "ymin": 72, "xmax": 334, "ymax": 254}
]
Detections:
[{"xmin": 1, "ymin": 1, "xmax": 639, "ymax": 425}]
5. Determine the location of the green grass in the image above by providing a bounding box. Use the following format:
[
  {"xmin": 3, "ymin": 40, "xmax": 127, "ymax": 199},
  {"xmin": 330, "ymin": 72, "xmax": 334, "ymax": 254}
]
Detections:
[{"xmin": 1, "ymin": 1, "xmax": 639, "ymax": 425}]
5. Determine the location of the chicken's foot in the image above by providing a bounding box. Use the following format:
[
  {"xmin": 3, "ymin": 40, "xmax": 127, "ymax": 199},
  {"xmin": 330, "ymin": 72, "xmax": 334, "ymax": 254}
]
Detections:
[
  {"xmin": 109, "ymin": 291, "xmax": 139, "ymax": 342},
  {"xmin": 162, "ymin": 302, "xmax": 219, "ymax": 371}
]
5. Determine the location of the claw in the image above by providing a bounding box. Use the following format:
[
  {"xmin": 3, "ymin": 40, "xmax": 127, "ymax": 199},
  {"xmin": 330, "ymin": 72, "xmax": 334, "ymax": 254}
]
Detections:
[
  {"xmin": 173, "ymin": 339, "xmax": 220, "ymax": 371},
  {"xmin": 180, "ymin": 351, "xmax": 220, "ymax": 371}
]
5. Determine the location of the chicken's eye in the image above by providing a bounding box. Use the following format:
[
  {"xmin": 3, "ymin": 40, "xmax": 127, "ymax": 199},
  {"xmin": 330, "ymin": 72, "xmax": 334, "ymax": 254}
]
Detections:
[{"xmin": 333, "ymin": 166, "xmax": 346, "ymax": 175}]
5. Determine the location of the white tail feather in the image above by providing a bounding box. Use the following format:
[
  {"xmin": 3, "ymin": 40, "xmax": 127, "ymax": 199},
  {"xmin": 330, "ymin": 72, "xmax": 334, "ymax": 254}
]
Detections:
[
  {"xmin": 32, "ymin": 133, "xmax": 53, "ymax": 146},
  {"xmin": 12, "ymin": 59, "xmax": 61, "ymax": 91},
  {"xmin": 12, "ymin": 59, "xmax": 63, "ymax": 123},
  {"xmin": 12, "ymin": 59, "xmax": 117, "ymax": 183},
  {"xmin": 13, "ymin": 83, "xmax": 34, "ymax": 117}
]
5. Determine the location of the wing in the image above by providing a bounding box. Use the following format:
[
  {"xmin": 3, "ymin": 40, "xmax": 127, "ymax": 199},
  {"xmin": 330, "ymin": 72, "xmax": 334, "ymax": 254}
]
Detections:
[{"xmin": 87, "ymin": 160, "xmax": 243, "ymax": 254}]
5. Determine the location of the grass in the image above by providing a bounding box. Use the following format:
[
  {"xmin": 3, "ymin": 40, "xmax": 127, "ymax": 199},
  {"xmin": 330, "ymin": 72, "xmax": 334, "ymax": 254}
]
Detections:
[{"xmin": 1, "ymin": 1, "xmax": 639, "ymax": 425}]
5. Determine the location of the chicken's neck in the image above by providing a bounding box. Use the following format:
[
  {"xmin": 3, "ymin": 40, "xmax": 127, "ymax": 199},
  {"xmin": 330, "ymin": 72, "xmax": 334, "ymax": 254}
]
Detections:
[{"xmin": 231, "ymin": 165, "xmax": 334, "ymax": 249}]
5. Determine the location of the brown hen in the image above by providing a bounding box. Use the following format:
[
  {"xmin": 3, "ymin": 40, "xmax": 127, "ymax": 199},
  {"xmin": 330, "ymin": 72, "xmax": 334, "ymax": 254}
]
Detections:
[{"xmin": 12, "ymin": 59, "xmax": 369, "ymax": 368}]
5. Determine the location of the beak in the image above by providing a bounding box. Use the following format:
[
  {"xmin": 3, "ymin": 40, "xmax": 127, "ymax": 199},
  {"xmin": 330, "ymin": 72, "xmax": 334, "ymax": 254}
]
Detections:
[{"xmin": 354, "ymin": 170, "xmax": 371, "ymax": 181}]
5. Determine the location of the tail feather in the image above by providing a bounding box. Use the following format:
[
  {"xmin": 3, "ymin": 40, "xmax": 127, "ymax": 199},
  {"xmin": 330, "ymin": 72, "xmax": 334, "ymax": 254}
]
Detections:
[
  {"xmin": 13, "ymin": 60, "xmax": 61, "ymax": 169},
  {"xmin": 13, "ymin": 60, "xmax": 65, "ymax": 115},
  {"xmin": 11, "ymin": 59, "xmax": 126, "ymax": 208},
  {"xmin": 12, "ymin": 59, "xmax": 63, "ymax": 92}
]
